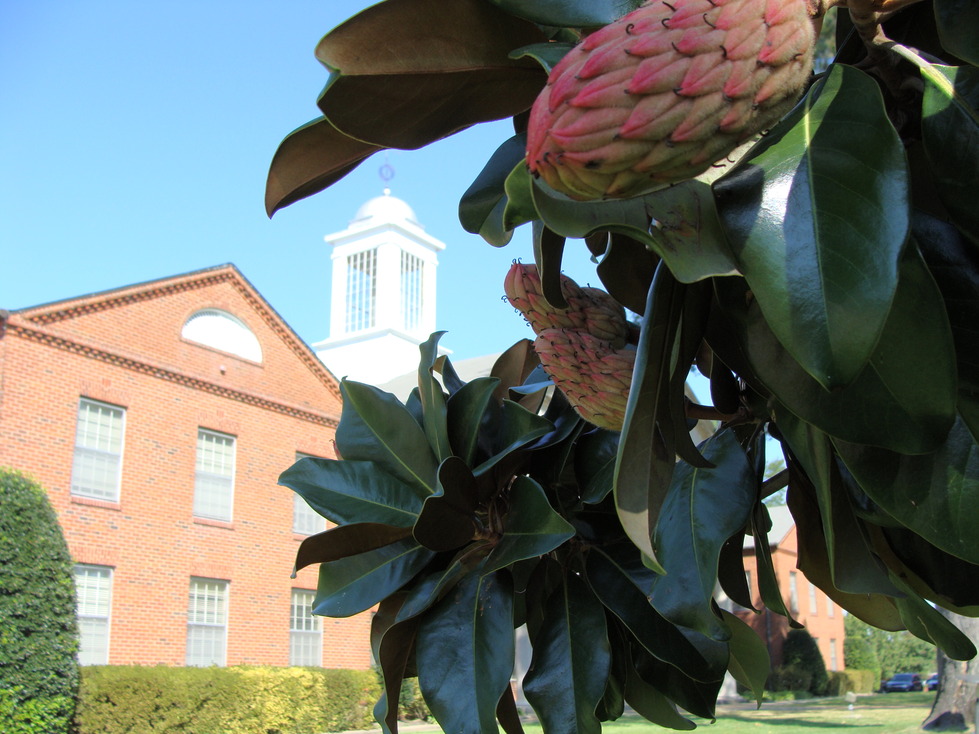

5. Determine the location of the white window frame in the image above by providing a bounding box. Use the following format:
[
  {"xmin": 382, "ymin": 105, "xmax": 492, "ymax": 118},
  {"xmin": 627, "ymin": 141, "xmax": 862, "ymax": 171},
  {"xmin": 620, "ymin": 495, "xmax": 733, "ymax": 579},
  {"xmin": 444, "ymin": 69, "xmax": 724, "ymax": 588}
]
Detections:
[
  {"xmin": 289, "ymin": 589, "xmax": 322, "ymax": 667},
  {"xmin": 808, "ymin": 581, "xmax": 818, "ymax": 615},
  {"xmin": 186, "ymin": 577, "xmax": 229, "ymax": 666},
  {"xmin": 826, "ymin": 597, "xmax": 835, "ymax": 617},
  {"xmin": 75, "ymin": 564, "xmax": 113, "ymax": 665},
  {"xmin": 400, "ymin": 251, "xmax": 424, "ymax": 332},
  {"xmin": 830, "ymin": 638, "xmax": 839, "ymax": 670},
  {"xmin": 71, "ymin": 398, "xmax": 125, "ymax": 501},
  {"xmin": 345, "ymin": 249, "xmax": 377, "ymax": 333},
  {"xmin": 193, "ymin": 429, "xmax": 236, "ymax": 521},
  {"xmin": 789, "ymin": 571, "xmax": 799, "ymax": 613},
  {"xmin": 292, "ymin": 453, "xmax": 326, "ymax": 535}
]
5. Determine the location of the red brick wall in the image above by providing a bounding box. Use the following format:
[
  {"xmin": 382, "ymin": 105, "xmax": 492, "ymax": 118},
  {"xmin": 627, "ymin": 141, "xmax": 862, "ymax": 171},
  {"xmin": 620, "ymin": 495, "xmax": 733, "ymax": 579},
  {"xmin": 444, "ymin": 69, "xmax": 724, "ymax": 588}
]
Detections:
[{"xmin": 0, "ymin": 272, "xmax": 372, "ymax": 669}]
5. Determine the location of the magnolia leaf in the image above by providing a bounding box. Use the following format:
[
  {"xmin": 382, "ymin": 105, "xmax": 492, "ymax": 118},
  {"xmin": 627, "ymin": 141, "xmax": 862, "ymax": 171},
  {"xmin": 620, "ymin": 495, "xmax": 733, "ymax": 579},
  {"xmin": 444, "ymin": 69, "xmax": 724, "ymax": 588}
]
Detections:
[
  {"xmin": 510, "ymin": 42, "xmax": 576, "ymax": 74},
  {"xmin": 595, "ymin": 233, "xmax": 660, "ymax": 314},
  {"xmin": 314, "ymin": 538, "xmax": 434, "ymax": 617},
  {"xmin": 575, "ymin": 429, "xmax": 619, "ymax": 505},
  {"xmin": 751, "ymin": 502, "xmax": 803, "ymax": 629},
  {"xmin": 315, "ymin": 0, "xmax": 547, "ymax": 149},
  {"xmin": 835, "ymin": 415, "xmax": 979, "ymax": 565},
  {"xmin": 418, "ymin": 332, "xmax": 452, "ymax": 462},
  {"xmin": 490, "ymin": 339, "xmax": 540, "ymax": 405},
  {"xmin": 459, "ymin": 134, "xmax": 527, "ymax": 244},
  {"xmin": 921, "ymin": 64, "xmax": 979, "ymax": 246},
  {"xmin": 631, "ymin": 644, "xmax": 720, "ymax": 721},
  {"xmin": 482, "ymin": 477, "xmax": 574, "ymax": 575},
  {"xmin": 714, "ymin": 63, "xmax": 908, "ymax": 390},
  {"xmin": 503, "ymin": 162, "xmax": 540, "ymax": 232},
  {"xmin": 446, "ymin": 377, "xmax": 500, "ymax": 466},
  {"xmin": 523, "ymin": 574, "xmax": 610, "ymax": 734},
  {"xmin": 413, "ymin": 457, "xmax": 480, "ymax": 552},
  {"xmin": 586, "ymin": 545, "xmax": 717, "ymax": 682},
  {"xmin": 649, "ymin": 430, "xmax": 755, "ymax": 640},
  {"xmin": 891, "ymin": 574, "xmax": 978, "ymax": 660},
  {"xmin": 396, "ymin": 542, "xmax": 494, "ymax": 623},
  {"xmin": 295, "ymin": 523, "xmax": 412, "ymax": 572},
  {"xmin": 337, "ymin": 380, "xmax": 439, "ymax": 498},
  {"xmin": 497, "ymin": 687, "xmax": 525, "ymax": 734},
  {"xmin": 720, "ymin": 610, "xmax": 770, "ymax": 705},
  {"xmin": 534, "ymin": 223, "xmax": 569, "ymax": 309},
  {"xmin": 933, "ymin": 2, "xmax": 979, "ymax": 74},
  {"xmin": 371, "ymin": 595, "xmax": 419, "ymax": 734},
  {"xmin": 475, "ymin": 400, "xmax": 553, "ymax": 476},
  {"xmin": 614, "ymin": 264, "xmax": 683, "ymax": 571},
  {"xmin": 416, "ymin": 572, "xmax": 515, "ymax": 734},
  {"xmin": 265, "ymin": 117, "xmax": 381, "ymax": 216},
  {"xmin": 487, "ymin": 0, "xmax": 643, "ymax": 27},
  {"xmin": 623, "ymin": 665, "xmax": 695, "ymax": 731},
  {"xmin": 711, "ymin": 248, "xmax": 957, "ymax": 454},
  {"xmin": 279, "ymin": 458, "xmax": 423, "ymax": 528},
  {"xmin": 717, "ymin": 534, "xmax": 756, "ymax": 611}
]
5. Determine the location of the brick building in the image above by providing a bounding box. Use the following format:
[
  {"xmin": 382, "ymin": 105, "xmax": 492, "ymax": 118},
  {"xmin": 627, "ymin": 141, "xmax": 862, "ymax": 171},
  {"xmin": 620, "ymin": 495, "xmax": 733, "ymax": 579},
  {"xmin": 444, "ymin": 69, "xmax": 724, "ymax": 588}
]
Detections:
[
  {"xmin": 0, "ymin": 264, "xmax": 372, "ymax": 669},
  {"xmin": 736, "ymin": 505, "xmax": 846, "ymax": 672}
]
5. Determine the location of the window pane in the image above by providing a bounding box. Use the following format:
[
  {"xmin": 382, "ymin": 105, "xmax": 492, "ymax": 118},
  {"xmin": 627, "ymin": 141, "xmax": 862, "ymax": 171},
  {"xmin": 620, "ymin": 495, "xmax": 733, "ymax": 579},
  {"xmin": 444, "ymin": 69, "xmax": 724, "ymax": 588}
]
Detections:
[
  {"xmin": 293, "ymin": 495, "xmax": 325, "ymax": 535},
  {"xmin": 186, "ymin": 578, "xmax": 227, "ymax": 666},
  {"xmin": 75, "ymin": 564, "xmax": 112, "ymax": 665},
  {"xmin": 194, "ymin": 430, "xmax": 235, "ymax": 521},
  {"xmin": 346, "ymin": 249, "xmax": 376, "ymax": 332},
  {"xmin": 290, "ymin": 589, "xmax": 321, "ymax": 666},
  {"xmin": 71, "ymin": 399, "xmax": 124, "ymax": 500},
  {"xmin": 400, "ymin": 252, "xmax": 423, "ymax": 332}
]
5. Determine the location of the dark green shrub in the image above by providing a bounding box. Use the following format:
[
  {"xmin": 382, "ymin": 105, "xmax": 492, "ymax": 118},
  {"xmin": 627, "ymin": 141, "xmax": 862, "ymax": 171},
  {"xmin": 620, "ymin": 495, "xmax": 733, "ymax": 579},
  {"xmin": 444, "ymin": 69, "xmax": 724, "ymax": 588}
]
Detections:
[
  {"xmin": 782, "ymin": 629, "xmax": 829, "ymax": 696},
  {"xmin": 0, "ymin": 468, "xmax": 79, "ymax": 733},
  {"xmin": 827, "ymin": 669, "xmax": 878, "ymax": 696},
  {"xmin": 771, "ymin": 663, "xmax": 812, "ymax": 694},
  {"xmin": 76, "ymin": 665, "xmax": 380, "ymax": 734},
  {"xmin": 398, "ymin": 676, "xmax": 431, "ymax": 722}
]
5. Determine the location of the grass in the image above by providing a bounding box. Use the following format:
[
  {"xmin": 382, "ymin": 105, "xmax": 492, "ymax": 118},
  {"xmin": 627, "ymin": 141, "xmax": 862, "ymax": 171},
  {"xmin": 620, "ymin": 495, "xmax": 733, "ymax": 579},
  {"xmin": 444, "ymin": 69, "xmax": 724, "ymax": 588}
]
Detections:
[{"xmin": 515, "ymin": 692, "xmax": 939, "ymax": 734}]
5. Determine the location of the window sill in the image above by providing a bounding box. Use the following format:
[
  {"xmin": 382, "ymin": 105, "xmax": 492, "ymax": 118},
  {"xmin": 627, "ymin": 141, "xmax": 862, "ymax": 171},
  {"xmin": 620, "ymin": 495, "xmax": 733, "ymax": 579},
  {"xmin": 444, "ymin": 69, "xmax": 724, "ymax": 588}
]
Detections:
[
  {"xmin": 71, "ymin": 495, "xmax": 121, "ymax": 511},
  {"xmin": 193, "ymin": 517, "xmax": 234, "ymax": 530}
]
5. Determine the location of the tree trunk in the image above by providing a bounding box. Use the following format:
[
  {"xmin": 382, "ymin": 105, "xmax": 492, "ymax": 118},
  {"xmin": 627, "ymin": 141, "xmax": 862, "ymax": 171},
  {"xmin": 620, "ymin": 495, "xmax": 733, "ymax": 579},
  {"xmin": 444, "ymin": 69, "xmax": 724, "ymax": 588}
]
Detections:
[{"xmin": 923, "ymin": 612, "xmax": 979, "ymax": 731}]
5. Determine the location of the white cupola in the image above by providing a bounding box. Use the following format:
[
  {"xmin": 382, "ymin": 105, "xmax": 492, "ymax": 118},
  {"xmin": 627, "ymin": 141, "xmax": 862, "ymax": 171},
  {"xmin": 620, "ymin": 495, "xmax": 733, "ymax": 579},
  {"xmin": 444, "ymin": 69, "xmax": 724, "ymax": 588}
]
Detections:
[{"xmin": 313, "ymin": 188, "xmax": 445, "ymax": 385}]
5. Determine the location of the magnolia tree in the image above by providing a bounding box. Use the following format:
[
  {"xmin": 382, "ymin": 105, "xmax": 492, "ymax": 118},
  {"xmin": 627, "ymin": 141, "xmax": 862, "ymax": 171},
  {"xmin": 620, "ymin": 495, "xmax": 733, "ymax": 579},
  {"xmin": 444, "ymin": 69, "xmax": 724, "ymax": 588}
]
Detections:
[{"xmin": 265, "ymin": 0, "xmax": 979, "ymax": 731}]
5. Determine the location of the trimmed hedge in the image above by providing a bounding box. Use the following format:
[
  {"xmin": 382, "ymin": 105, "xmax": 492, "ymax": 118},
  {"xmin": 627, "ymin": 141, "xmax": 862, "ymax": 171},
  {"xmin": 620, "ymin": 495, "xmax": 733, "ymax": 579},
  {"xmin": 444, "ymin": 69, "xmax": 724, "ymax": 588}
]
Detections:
[
  {"xmin": 827, "ymin": 669, "xmax": 878, "ymax": 696},
  {"xmin": 75, "ymin": 665, "xmax": 380, "ymax": 734},
  {"xmin": 0, "ymin": 468, "xmax": 79, "ymax": 734},
  {"xmin": 781, "ymin": 629, "xmax": 829, "ymax": 696}
]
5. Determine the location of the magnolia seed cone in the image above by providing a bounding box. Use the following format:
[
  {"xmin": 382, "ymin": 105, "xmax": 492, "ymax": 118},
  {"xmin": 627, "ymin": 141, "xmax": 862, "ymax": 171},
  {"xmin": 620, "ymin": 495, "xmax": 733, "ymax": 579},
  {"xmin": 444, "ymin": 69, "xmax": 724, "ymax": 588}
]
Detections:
[
  {"xmin": 504, "ymin": 262, "xmax": 635, "ymax": 430},
  {"xmin": 526, "ymin": 0, "xmax": 817, "ymax": 200}
]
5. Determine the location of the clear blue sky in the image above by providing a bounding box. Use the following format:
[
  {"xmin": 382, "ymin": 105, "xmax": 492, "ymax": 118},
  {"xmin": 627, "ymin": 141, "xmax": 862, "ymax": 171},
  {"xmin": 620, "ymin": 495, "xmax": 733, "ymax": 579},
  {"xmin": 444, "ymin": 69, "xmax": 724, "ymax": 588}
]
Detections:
[{"xmin": 0, "ymin": 1, "xmax": 600, "ymax": 362}]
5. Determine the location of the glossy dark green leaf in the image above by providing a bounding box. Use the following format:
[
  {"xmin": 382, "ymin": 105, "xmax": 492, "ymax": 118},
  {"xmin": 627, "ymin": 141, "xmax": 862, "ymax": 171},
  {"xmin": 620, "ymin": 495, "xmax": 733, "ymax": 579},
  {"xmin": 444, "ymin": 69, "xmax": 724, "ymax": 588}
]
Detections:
[
  {"xmin": 575, "ymin": 429, "xmax": 619, "ymax": 505},
  {"xmin": 279, "ymin": 458, "xmax": 423, "ymax": 527},
  {"xmin": 934, "ymin": 0, "xmax": 979, "ymax": 69},
  {"xmin": 475, "ymin": 400, "xmax": 553, "ymax": 476},
  {"xmin": 714, "ymin": 64, "xmax": 908, "ymax": 390},
  {"xmin": 491, "ymin": 339, "xmax": 540, "ymax": 405},
  {"xmin": 314, "ymin": 538, "xmax": 434, "ymax": 617},
  {"xmin": 644, "ymin": 180, "xmax": 740, "ymax": 283},
  {"xmin": 483, "ymin": 477, "xmax": 574, "ymax": 574},
  {"xmin": 315, "ymin": 0, "xmax": 547, "ymax": 149},
  {"xmin": 503, "ymin": 162, "xmax": 540, "ymax": 232},
  {"xmin": 631, "ymin": 644, "xmax": 720, "ymax": 721},
  {"xmin": 785, "ymin": 464, "xmax": 906, "ymax": 631},
  {"xmin": 497, "ymin": 686, "xmax": 525, "ymax": 734},
  {"xmin": 834, "ymin": 415, "xmax": 979, "ymax": 564},
  {"xmin": 614, "ymin": 264, "xmax": 682, "ymax": 571},
  {"xmin": 720, "ymin": 610, "xmax": 770, "ymax": 705},
  {"xmin": 750, "ymin": 502, "xmax": 802, "ymax": 628},
  {"xmin": 446, "ymin": 377, "xmax": 500, "ymax": 466},
  {"xmin": 459, "ymin": 134, "xmax": 527, "ymax": 244},
  {"xmin": 417, "ymin": 332, "xmax": 452, "ymax": 462},
  {"xmin": 337, "ymin": 380, "xmax": 439, "ymax": 498},
  {"xmin": 511, "ymin": 42, "xmax": 576, "ymax": 74},
  {"xmin": 524, "ymin": 574, "xmax": 610, "ymax": 734},
  {"xmin": 416, "ymin": 572, "xmax": 515, "ymax": 734},
  {"xmin": 595, "ymin": 234, "xmax": 659, "ymax": 314},
  {"xmin": 891, "ymin": 574, "xmax": 977, "ymax": 660},
  {"xmin": 586, "ymin": 545, "xmax": 717, "ymax": 682},
  {"xmin": 413, "ymin": 457, "xmax": 479, "ymax": 552},
  {"xmin": 776, "ymin": 412, "xmax": 902, "ymax": 596},
  {"xmin": 295, "ymin": 523, "xmax": 412, "ymax": 572},
  {"xmin": 712, "ymin": 247, "xmax": 957, "ymax": 454},
  {"xmin": 921, "ymin": 64, "xmax": 979, "ymax": 246},
  {"xmin": 371, "ymin": 595, "xmax": 419, "ymax": 734},
  {"xmin": 668, "ymin": 282, "xmax": 713, "ymax": 469},
  {"xmin": 649, "ymin": 430, "xmax": 755, "ymax": 640},
  {"xmin": 534, "ymin": 224, "xmax": 569, "ymax": 309},
  {"xmin": 486, "ymin": 0, "xmax": 642, "ymax": 27},
  {"xmin": 623, "ymin": 664, "xmax": 695, "ymax": 731},
  {"xmin": 717, "ymin": 534, "xmax": 755, "ymax": 611},
  {"xmin": 396, "ymin": 542, "xmax": 493, "ymax": 623},
  {"xmin": 266, "ymin": 117, "xmax": 380, "ymax": 216}
]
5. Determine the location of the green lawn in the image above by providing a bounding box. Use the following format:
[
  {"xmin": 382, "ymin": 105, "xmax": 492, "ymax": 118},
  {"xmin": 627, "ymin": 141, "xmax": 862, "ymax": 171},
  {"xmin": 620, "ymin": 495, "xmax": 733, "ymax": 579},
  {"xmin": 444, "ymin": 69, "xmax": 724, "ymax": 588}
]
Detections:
[{"xmin": 515, "ymin": 692, "xmax": 940, "ymax": 734}]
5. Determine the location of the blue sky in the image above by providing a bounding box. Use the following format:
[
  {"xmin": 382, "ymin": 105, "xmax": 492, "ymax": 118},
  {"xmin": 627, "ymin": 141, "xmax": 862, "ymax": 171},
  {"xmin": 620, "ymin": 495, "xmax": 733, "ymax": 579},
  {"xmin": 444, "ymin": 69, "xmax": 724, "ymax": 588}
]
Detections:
[{"xmin": 0, "ymin": 1, "xmax": 600, "ymax": 362}]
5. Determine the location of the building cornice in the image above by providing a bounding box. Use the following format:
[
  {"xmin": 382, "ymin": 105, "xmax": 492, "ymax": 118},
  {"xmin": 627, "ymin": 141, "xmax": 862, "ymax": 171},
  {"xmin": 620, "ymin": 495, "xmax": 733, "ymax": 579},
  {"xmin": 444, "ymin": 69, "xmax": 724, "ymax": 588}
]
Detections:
[{"xmin": 7, "ymin": 321, "xmax": 339, "ymax": 429}]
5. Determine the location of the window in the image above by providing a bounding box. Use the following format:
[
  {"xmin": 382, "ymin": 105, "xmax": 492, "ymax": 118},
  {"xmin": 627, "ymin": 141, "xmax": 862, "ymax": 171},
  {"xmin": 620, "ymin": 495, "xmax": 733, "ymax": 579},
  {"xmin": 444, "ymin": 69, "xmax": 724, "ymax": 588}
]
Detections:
[
  {"xmin": 71, "ymin": 398, "xmax": 125, "ymax": 501},
  {"xmin": 186, "ymin": 578, "xmax": 228, "ymax": 666},
  {"xmin": 346, "ymin": 249, "xmax": 377, "ymax": 332},
  {"xmin": 292, "ymin": 453, "xmax": 326, "ymax": 535},
  {"xmin": 827, "ymin": 597, "xmax": 835, "ymax": 617},
  {"xmin": 809, "ymin": 581, "xmax": 818, "ymax": 615},
  {"xmin": 75, "ymin": 565, "xmax": 112, "ymax": 665},
  {"xmin": 830, "ymin": 638, "xmax": 839, "ymax": 671},
  {"xmin": 194, "ymin": 429, "xmax": 235, "ymax": 521},
  {"xmin": 181, "ymin": 309, "xmax": 262, "ymax": 362},
  {"xmin": 290, "ymin": 589, "xmax": 322, "ymax": 666},
  {"xmin": 400, "ymin": 251, "xmax": 423, "ymax": 332},
  {"xmin": 789, "ymin": 571, "xmax": 799, "ymax": 613}
]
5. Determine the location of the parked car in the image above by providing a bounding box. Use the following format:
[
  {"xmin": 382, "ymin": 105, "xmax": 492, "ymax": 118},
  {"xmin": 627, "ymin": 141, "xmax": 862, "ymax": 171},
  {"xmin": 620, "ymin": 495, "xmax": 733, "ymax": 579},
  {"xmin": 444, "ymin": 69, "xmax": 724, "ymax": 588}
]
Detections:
[
  {"xmin": 927, "ymin": 675, "xmax": 939, "ymax": 691},
  {"xmin": 883, "ymin": 673, "xmax": 924, "ymax": 692}
]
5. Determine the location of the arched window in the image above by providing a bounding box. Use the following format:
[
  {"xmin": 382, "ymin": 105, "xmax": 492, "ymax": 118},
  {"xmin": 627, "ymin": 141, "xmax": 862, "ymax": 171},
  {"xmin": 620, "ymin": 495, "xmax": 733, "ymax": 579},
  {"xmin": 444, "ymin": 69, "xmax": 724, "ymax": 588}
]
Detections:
[{"xmin": 181, "ymin": 309, "xmax": 263, "ymax": 362}]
